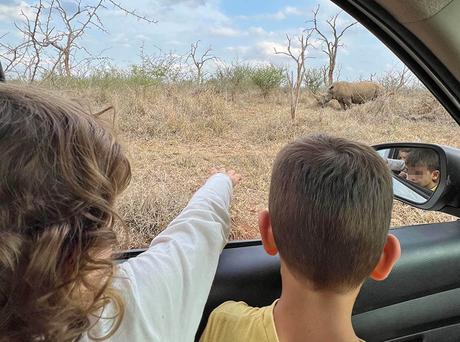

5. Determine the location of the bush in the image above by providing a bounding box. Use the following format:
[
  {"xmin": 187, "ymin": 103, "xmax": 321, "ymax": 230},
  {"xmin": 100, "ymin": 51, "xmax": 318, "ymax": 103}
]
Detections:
[
  {"xmin": 304, "ymin": 67, "xmax": 324, "ymax": 93},
  {"xmin": 212, "ymin": 62, "xmax": 254, "ymax": 101},
  {"xmin": 40, "ymin": 65, "xmax": 127, "ymax": 90},
  {"xmin": 251, "ymin": 65, "xmax": 285, "ymax": 98},
  {"xmin": 129, "ymin": 48, "xmax": 185, "ymax": 86}
]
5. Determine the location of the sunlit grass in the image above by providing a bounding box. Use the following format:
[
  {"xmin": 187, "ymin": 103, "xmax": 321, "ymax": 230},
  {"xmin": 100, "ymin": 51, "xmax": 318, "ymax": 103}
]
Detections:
[{"xmin": 35, "ymin": 80, "xmax": 460, "ymax": 249}]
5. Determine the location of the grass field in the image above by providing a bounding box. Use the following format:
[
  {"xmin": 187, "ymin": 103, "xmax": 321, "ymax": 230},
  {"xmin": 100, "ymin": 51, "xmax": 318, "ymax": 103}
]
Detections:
[{"xmin": 42, "ymin": 80, "xmax": 460, "ymax": 249}]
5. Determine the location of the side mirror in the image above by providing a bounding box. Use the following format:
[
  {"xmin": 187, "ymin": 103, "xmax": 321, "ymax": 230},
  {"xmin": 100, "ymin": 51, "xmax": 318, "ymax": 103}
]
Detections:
[{"xmin": 374, "ymin": 143, "xmax": 460, "ymax": 217}]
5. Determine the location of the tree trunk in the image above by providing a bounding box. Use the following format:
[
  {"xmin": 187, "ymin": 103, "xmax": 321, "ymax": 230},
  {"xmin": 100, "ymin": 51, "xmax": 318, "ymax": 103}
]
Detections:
[
  {"xmin": 64, "ymin": 51, "xmax": 71, "ymax": 77},
  {"xmin": 291, "ymin": 70, "xmax": 304, "ymax": 121},
  {"xmin": 0, "ymin": 61, "xmax": 5, "ymax": 82},
  {"xmin": 290, "ymin": 88, "xmax": 297, "ymax": 120},
  {"xmin": 327, "ymin": 66, "xmax": 333, "ymax": 86},
  {"xmin": 328, "ymin": 48, "xmax": 337, "ymax": 86},
  {"xmin": 328, "ymin": 57, "xmax": 335, "ymax": 86},
  {"xmin": 197, "ymin": 66, "xmax": 202, "ymax": 84}
]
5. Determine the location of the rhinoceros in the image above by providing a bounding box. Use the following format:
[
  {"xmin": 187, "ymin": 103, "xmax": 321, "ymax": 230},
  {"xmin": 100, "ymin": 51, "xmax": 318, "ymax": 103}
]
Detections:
[{"xmin": 316, "ymin": 81, "xmax": 383, "ymax": 110}]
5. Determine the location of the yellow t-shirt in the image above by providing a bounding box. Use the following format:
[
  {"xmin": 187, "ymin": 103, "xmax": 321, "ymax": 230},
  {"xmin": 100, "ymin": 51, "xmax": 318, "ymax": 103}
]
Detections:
[
  {"xmin": 200, "ymin": 301, "xmax": 279, "ymax": 342},
  {"xmin": 199, "ymin": 300, "xmax": 366, "ymax": 342}
]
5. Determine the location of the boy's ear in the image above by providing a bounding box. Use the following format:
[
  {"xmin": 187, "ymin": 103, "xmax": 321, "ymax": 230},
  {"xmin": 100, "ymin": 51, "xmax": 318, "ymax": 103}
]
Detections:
[
  {"xmin": 370, "ymin": 234, "xmax": 401, "ymax": 281},
  {"xmin": 258, "ymin": 210, "xmax": 278, "ymax": 256},
  {"xmin": 432, "ymin": 170, "xmax": 440, "ymax": 182}
]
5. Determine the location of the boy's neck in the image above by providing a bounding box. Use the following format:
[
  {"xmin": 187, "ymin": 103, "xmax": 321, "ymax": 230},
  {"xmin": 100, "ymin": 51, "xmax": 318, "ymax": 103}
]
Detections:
[{"xmin": 273, "ymin": 262, "xmax": 361, "ymax": 342}]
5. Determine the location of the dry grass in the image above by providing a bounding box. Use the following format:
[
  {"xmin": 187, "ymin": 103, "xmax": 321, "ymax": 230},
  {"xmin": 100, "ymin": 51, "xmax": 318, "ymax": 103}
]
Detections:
[{"xmin": 44, "ymin": 83, "xmax": 460, "ymax": 249}]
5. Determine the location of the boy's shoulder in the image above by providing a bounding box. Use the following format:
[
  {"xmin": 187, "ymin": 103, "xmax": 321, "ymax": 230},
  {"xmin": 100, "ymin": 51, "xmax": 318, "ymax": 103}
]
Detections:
[
  {"xmin": 200, "ymin": 301, "xmax": 278, "ymax": 342},
  {"xmin": 212, "ymin": 300, "xmax": 263, "ymax": 316}
]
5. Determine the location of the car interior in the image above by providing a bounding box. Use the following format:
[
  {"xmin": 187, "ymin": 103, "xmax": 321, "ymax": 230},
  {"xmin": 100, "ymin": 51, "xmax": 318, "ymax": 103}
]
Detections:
[
  {"xmin": 374, "ymin": 0, "xmax": 460, "ymax": 83},
  {"xmin": 113, "ymin": 0, "xmax": 460, "ymax": 341}
]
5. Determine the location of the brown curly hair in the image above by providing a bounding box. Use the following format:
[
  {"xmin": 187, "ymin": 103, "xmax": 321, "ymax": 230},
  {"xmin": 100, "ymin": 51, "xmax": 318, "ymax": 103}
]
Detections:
[{"xmin": 0, "ymin": 84, "xmax": 131, "ymax": 341}]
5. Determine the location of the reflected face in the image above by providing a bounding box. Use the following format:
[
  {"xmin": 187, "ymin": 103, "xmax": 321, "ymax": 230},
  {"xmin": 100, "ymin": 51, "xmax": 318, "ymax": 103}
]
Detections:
[
  {"xmin": 399, "ymin": 151, "xmax": 410, "ymax": 161},
  {"xmin": 406, "ymin": 165, "xmax": 439, "ymax": 190}
]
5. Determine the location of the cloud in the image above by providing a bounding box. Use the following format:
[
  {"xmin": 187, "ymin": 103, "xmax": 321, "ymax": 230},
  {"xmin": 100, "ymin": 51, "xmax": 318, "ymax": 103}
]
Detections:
[
  {"xmin": 248, "ymin": 26, "xmax": 274, "ymax": 37},
  {"xmin": 226, "ymin": 46, "xmax": 250, "ymax": 54},
  {"xmin": 98, "ymin": 0, "xmax": 232, "ymax": 60},
  {"xmin": 0, "ymin": 1, "xmax": 32, "ymax": 21},
  {"xmin": 268, "ymin": 6, "xmax": 303, "ymax": 21},
  {"xmin": 209, "ymin": 26, "xmax": 241, "ymax": 37},
  {"xmin": 237, "ymin": 6, "xmax": 304, "ymax": 21},
  {"xmin": 155, "ymin": 0, "xmax": 210, "ymax": 6},
  {"xmin": 248, "ymin": 26, "xmax": 265, "ymax": 35},
  {"xmin": 257, "ymin": 41, "xmax": 290, "ymax": 57},
  {"xmin": 270, "ymin": 11, "xmax": 287, "ymax": 21},
  {"xmin": 284, "ymin": 6, "xmax": 303, "ymax": 16},
  {"xmin": 110, "ymin": 33, "xmax": 129, "ymax": 44},
  {"xmin": 135, "ymin": 33, "xmax": 153, "ymax": 41},
  {"xmin": 310, "ymin": 38, "xmax": 324, "ymax": 49},
  {"xmin": 255, "ymin": 36, "xmax": 317, "ymax": 62}
]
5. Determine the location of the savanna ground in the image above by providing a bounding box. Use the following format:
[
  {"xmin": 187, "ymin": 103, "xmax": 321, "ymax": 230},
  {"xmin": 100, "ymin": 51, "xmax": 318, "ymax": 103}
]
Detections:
[{"xmin": 40, "ymin": 79, "xmax": 460, "ymax": 249}]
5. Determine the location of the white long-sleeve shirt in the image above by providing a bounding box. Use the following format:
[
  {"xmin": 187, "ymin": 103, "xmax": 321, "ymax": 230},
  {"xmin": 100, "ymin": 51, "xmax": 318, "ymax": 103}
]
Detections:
[{"xmin": 81, "ymin": 173, "xmax": 233, "ymax": 342}]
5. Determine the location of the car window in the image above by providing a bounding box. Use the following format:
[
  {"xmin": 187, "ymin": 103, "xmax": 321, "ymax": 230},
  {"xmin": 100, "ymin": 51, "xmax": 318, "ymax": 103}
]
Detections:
[{"xmin": 1, "ymin": 0, "xmax": 459, "ymax": 248}]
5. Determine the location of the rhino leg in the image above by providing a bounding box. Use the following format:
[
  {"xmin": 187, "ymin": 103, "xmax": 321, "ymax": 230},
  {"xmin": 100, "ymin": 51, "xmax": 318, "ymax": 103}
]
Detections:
[
  {"xmin": 343, "ymin": 98, "xmax": 352, "ymax": 110},
  {"xmin": 338, "ymin": 98, "xmax": 352, "ymax": 110}
]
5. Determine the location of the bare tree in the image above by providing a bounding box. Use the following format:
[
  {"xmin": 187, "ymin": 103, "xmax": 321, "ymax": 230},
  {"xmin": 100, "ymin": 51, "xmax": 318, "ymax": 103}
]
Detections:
[
  {"xmin": 275, "ymin": 31, "xmax": 314, "ymax": 120},
  {"xmin": 320, "ymin": 64, "xmax": 328, "ymax": 86},
  {"xmin": 187, "ymin": 41, "xmax": 218, "ymax": 84},
  {"xmin": 310, "ymin": 5, "xmax": 357, "ymax": 86},
  {"xmin": 393, "ymin": 65, "xmax": 413, "ymax": 91},
  {"xmin": 0, "ymin": 30, "xmax": 37, "ymax": 79},
  {"xmin": 0, "ymin": 0, "xmax": 155, "ymax": 81},
  {"xmin": 0, "ymin": 60, "xmax": 5, "ymax": 81},
  {"xmin": 379, "ymin": 65, "xmax": 413, "ymax": 92}
]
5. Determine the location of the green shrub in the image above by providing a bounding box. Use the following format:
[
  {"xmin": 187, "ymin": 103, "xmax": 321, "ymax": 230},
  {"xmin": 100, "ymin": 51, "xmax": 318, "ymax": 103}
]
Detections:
[
  {"xmin": 212, "ymin": 63, "xmax": 254, "ymax": 100},
  {"xmin": 304, "ymin": 67, "xmax": 324, "ymax": 93},
  {"xmin": 251, "ymin": 65, "xmax": 285, "ymax": 98}
]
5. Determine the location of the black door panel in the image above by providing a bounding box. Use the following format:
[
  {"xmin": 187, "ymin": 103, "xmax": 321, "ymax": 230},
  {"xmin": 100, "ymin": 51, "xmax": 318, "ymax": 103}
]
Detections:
[
  {"xmin": 354, "ymin": 288, "xmax": 460, "ymax": 341},
  {"xmin": 386, "ymin": 322, "xmax": 460, "ymax": 342},
  {"xmin": 355, "ymin": 221, "xmax": 460, "ymax": 314}
]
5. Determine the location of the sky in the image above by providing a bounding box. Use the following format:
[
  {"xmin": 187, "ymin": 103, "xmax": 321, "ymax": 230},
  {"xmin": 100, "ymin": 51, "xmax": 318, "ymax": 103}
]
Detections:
[{"xmin": 0, "ymin": 0, "xmax": 406, "ymax": 80}]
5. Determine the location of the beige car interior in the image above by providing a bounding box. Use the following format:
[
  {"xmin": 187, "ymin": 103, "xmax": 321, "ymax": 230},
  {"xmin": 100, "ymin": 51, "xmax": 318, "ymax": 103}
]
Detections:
[{"xmin": 377, "ymin": 0, "xmax": 459, "ymax": 82}]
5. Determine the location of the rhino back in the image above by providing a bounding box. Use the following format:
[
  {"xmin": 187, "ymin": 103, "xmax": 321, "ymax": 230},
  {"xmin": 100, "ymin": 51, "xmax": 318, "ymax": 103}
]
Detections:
[{"xmin": 350, "ymin": 81, "xmax": 381, "ymax": 103}]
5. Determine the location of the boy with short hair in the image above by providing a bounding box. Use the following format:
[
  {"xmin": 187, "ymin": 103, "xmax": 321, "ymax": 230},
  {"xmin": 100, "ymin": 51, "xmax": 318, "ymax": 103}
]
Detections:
[
  {"xmin": 405, "ymin": 148, "xmax": 440, "ymax": 191},
  {"xmin": 200, "ymin": 134, "xmax": 401, "ymax": 342}
]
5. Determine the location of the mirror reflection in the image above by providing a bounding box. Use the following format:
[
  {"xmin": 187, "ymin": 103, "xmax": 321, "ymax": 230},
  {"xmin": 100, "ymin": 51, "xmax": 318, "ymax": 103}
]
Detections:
[{"xmin": 378, "ymin": 147, "xmax": 441, "ymax": 204}]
